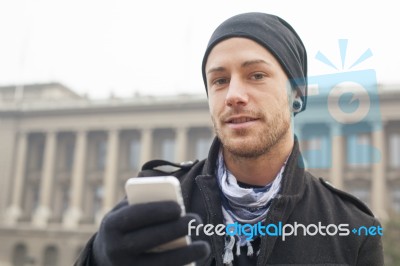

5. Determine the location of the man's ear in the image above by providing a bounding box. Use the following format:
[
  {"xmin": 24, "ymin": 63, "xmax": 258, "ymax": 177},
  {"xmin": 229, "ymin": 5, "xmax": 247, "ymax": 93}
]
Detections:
[{"xmin": 291, "ymin": 89, "xmax": 303, "ymax": 113}]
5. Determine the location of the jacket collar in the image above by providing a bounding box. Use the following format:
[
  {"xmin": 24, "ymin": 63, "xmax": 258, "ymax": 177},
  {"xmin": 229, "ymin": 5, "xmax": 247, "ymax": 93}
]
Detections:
[
  {"xmin": 196, "ymin": 135, "xmax": 307, "ymax": 265},
  {"xmin": 278, "ymin": 134, "xmax": 306, "ymax": 198},
  {"xmin": 202, "ymin": 136, "xmax": 221, "ymax": 176}
]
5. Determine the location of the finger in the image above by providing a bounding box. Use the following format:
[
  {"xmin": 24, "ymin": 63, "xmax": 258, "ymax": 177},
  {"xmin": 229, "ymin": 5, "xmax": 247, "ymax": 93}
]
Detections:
[
  {"xmin": 104, "ymin": 201, "xmax": 182, "ymax": 232},
  {"xmin": 138, "ymin": 240, "xmax": 211, "ymax": 266},
  {"xmin": 123, "ymin": 214, "xmax": 201, "ymax": 254}
]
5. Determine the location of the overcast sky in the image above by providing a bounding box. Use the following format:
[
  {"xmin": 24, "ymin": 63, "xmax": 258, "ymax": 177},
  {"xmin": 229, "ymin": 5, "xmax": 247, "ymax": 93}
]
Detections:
[{"xmin": 0, "ymin": 0, "xmax": 399, "ymax": 99}]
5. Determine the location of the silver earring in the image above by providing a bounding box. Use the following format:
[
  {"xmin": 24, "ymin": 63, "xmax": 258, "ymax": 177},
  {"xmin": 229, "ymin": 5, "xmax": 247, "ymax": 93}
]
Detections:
[{"xmin": 292, "ymin": 99, "xmax": 303, "ymax": 112}]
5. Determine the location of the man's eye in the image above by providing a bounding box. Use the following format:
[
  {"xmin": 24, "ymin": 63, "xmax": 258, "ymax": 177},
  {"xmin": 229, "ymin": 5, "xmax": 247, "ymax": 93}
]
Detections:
[
  {"xmin": 251, "ymin": 73, "xmax": 266, "ymax": 80},
  {"xmin": 214, "ymin": 78, "xmax": 229, "ymax": 85}
]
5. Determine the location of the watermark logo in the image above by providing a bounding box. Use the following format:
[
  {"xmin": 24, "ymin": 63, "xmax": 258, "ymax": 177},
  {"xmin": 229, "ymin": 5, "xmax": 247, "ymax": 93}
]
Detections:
[
  {"xmin": 188, "ymin": 220, "xmax": 383, "ymax": 241},
  {"xmin": 294, "ymin": 39, "xmax": 382, "ymax": 169}
]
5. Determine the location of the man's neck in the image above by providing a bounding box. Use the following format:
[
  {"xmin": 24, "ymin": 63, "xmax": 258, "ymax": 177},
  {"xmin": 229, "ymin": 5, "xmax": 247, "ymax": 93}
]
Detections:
[{"xmin": 223, "ymin": 134, "xmax": 294, "ymax": 186}]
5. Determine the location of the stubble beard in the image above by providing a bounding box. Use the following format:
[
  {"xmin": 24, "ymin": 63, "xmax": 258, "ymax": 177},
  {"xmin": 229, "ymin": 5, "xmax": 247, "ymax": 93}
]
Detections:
[{"xmin": 212, "ymin": 109, "xmax": 290, "ymax": 159}]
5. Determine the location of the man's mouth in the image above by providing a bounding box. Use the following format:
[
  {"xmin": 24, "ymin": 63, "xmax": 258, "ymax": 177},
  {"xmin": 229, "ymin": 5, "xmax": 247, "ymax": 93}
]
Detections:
[{"xmin": 226, "ymin": 116, "xmax": 259, "ymax": 124}]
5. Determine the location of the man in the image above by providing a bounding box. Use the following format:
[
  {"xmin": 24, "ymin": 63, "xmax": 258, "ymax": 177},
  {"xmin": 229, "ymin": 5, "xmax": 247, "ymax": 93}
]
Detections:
[{"xmin": 75, "ymin": 12, "xmax": 384, "ymax": 266}]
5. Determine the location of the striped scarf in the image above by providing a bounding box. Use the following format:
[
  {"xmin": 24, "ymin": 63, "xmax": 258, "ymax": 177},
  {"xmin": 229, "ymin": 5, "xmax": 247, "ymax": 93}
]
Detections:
[{"xmin": 216, "ymin": 151, "xmax": 286, "ymax": 265}]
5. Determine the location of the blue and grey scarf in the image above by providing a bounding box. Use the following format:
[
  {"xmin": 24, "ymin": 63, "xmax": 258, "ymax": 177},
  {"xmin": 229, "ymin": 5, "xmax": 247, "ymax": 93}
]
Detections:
[{"xmin": 216, "ymin": 151, "xmax": 286, "ymax": 265}]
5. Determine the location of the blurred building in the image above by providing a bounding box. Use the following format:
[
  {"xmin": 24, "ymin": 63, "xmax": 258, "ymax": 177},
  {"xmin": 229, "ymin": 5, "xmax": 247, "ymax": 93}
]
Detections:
[{"xmin": 0, "ymin": 82, "xmax": 399, "ymax": 266}]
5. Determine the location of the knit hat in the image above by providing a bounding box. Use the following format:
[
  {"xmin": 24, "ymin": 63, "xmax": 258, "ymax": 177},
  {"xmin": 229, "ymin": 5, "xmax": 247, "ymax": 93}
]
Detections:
[{"xmin": 201, "ymin": 12, "xmax": 308, "ymax": 113}]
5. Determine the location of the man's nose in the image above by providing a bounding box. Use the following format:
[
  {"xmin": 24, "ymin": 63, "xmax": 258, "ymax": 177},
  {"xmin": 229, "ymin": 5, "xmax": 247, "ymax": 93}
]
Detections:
[{"xmin": 225, "ymin": 77, "xmax": 248, "ymax": 107}]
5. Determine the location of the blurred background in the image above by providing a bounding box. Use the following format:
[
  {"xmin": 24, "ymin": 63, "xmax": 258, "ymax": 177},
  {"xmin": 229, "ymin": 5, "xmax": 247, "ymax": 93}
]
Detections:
[{"xmin": 0, "ymin": 0, "xmax": 399, "ymax": 265}]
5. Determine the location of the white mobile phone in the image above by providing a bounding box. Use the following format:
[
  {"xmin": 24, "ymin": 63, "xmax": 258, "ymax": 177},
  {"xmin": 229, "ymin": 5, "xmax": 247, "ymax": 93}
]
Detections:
[{"xmin": 125, "ymin": 176, "xmax": 192, "ymax": 252}]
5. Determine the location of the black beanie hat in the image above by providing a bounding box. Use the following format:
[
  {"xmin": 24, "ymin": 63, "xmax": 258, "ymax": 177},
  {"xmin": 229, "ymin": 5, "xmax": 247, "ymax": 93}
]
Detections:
[{"xmin": 201, "ymin": 12, "xmax": 308, "ymax": 113}]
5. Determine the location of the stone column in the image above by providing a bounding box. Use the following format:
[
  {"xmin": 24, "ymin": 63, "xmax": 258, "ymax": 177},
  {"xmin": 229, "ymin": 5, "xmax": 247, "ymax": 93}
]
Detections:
[
  {"xmin": 175, "ymin": 127, "xmax": 188, "ymax": 162},
  {"xmin": 4, "ymin": 131, "xmax": 28, "ymax": 225},
  {"xmin": 330, "ymin": 125, "xmax": 344, "ymax": 189},
  {"xmin": 139, "ymin": 128, "xmax": 153, "ymax": 167},
  {"xmin": 63, "ymin": 130, "xmax": 87, "ymax": 228},
  {"xmin": 98, "ymin": 129, "xmax": 119, "ymax": 223},
  {"xmin": 371, "ymin": 124, "xmax": 387, "ymax": 220},
  {"xmin": 33, "ymin": 131, "xmax": 57, "ymax": 227}
]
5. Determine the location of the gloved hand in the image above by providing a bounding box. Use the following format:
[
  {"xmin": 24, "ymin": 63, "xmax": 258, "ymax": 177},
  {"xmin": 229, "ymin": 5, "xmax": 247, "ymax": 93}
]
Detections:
[{"xmin": 91, "ymin": 200, "xmax": 210, "ymax": 266}]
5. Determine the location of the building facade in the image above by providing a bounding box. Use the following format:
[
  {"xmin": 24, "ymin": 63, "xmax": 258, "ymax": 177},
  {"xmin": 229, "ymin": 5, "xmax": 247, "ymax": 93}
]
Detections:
[{"xmin": 0, "ymin": 83, "xmax": 399, "ymax": 266}]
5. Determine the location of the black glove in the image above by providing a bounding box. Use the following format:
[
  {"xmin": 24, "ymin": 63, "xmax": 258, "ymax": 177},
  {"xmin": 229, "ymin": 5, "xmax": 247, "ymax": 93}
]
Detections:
[{"xmin": 91, "ymin": 200, "xmax": 210, "ymax": 266}]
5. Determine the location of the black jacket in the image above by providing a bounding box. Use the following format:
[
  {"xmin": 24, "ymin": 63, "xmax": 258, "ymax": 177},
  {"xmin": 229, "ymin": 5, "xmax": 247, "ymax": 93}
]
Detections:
[{"xmin": 77, "ymin": 137, "xmax": 384, "ymax": 266}]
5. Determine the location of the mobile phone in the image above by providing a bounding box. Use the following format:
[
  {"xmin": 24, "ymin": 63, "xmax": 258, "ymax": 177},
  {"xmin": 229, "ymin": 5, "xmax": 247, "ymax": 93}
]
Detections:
[{"xmin": 125, "ymin": 176, "xmax": 192, "ymax": 252}]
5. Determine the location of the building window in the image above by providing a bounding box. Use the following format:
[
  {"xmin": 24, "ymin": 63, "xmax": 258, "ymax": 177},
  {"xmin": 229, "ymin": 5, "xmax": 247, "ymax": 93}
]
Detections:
[
  {"xmin": 153, "ymin": 129, "xmax": 175, "ymax": 161},
  {"xmin": 195, "ymin": 137, "xmax": 211, "ymax": 159},
  {"xmin": 27, "ymin": 136, "xmax": 45, "ymax": 171},
  {"xmin": 389, "ymin": 133, "xmax": 400, "ymax": 169},
  {"xmin": 65, "ymin": 142, "xmax": 74, "ymax": 171},
  {"xmin": 43, "ymin": 246, "xmax": 58, "ymax": 266},
  {"xmin": 12, "ymin": 243, "xmax": 27, "ymax": 266},
  {"xmin": 187, "ymin": 127, "xmax": 213, "ymax": 160},
  {"xmin": 347, "ymin": 134, "xmax": 371, "ymax": 168},
  {"xmin": 305, "ymin": 136, "xmax": 330, "ymax": 168},
  {"xmin": 129, "ymin": 139, "xmax": 141, "ymax": 170},
  {"xmin": 391, "ymin": 189, "xmax": 400, "ymax": 213},
  {"xmin": 93, "ymin": 185, "xmax": 104, "ymax": 218},
  {"xmin": 36, "ymin": 142, "xmax": 45, "ymax": 170},
  {"xmin": 61, "ymin": 186, "xmax": 70, "ymax": 213},
  {"xmin": 32, "ymin": 185, "xmax": 40, "ymax": 213},
  {"xmin": 51, "ymin": 184, "xmax": 69, "ymax": 222},
  {"xmin": 22, "ymin": 183, "xmax": 40, "ymax": 220},
  {"xmin": 96, "ymin": 140, "xmax": 107, "ymax": 170},
  {"xmin": 161, "ymin": 138, "xmax": 175, "ymax": 161}
]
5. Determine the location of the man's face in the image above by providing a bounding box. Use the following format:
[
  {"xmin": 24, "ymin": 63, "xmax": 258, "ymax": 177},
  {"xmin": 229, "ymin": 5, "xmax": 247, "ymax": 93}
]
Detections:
[{"xmin": 205, "ymin": 37, "xmax": 292, "ymax": 158}]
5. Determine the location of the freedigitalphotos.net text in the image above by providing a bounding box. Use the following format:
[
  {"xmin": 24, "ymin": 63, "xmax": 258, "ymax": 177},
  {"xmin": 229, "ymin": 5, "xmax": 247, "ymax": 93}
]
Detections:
[{"xmin": 188, "ymin": 220, "xmax": 383, "ymax": 241}]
